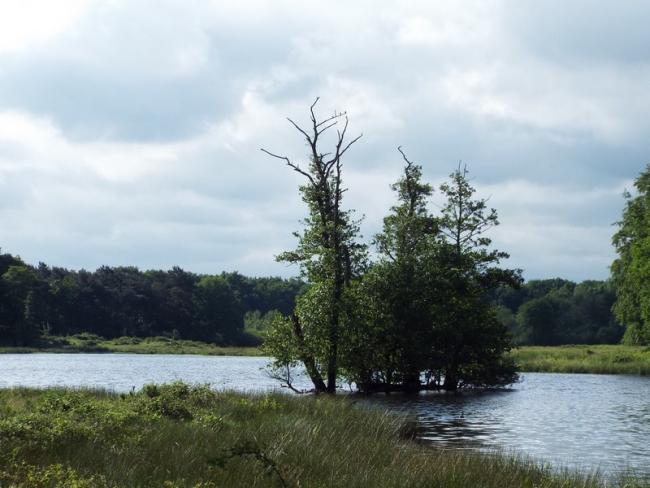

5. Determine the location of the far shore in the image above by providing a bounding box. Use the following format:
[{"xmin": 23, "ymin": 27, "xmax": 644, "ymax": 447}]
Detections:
[
  {"xmin": 509, "ymin": 344, "xmax": 650, "ymax": 376},
  {"xmin": 0, "ymin": 335, "xmax": 263, "ymax": 357},
  {"xmin": 2, "ymin": 337, "xmax": 649, "ymax": 376}
]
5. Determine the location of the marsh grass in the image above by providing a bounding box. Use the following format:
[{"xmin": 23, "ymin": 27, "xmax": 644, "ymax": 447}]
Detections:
[
  {"xmin": 511, "ymin": 345, "xmax": 650, "ymax": 375},
  {"xmin": 0, "ymin": 384, "xmax": 644, "ymax": 487},
  {"xmin": 0, "ymin": 334, "xmax": 262, "ymax": 357}
]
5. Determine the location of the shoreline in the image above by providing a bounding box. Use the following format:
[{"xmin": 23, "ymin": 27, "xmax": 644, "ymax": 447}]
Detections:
[
  {"xmin": 509, "ymin": 344, "xmax": 650, "ymax": 375},
  {"xmin": 3, "ymin": 341, "xmax": 650, "ymax": 376},
  {"xmin": 0, "ymin": 335, "xmax": 263, "ymax": 357}
]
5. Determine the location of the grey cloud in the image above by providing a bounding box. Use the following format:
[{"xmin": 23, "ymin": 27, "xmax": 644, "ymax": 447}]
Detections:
[
  {"xmin": 505, "ymin": 1, "xmax": 650, "ymax": 65},
  {"xmin": 1, "ymin": 0, "xmax": 649, "ymax": 281}
]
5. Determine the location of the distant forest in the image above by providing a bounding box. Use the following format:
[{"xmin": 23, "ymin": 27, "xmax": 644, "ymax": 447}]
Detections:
[
  {"xmin": 0, "ymin": 249, "xmax": 622, "ymax": 348},
  {"xmin": 493, "ymin": 279, "xmax": 623, "ymax": 345},
  {"xmin": 0, "ymin": 250, "xmax": 304, "ymax": 347}
]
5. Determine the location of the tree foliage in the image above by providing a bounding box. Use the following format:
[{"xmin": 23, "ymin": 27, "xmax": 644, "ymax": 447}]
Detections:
[
  {"xmin": 611, "ymin": 164, "xmax": 650, "ymax": 344},
  {"xmin": 431, "ymin": 165, "xmax": 522, "ymax": 390},
  {"xmin": 352, "ymin": 157, "xmax": 522, "ymax": 391},
  {"xmin": 0, "ymin": 249, "xmax": 304, "ymax": 348},
  {"xmin": 263, "ymin": 124, "xmax": 523, "ymax": 392},
  {"xmin": 499, "ymin": 280, "xmax": 623, "ymax": 345},
  {"xmin": 351, "ymin": 148, "xmax": 439, "ymax": 391}
]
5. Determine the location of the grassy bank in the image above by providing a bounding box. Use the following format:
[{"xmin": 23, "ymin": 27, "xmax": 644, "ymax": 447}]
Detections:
[
  {"xmin": 6, "ymin": 337, "xmax": 650, "ymax": 377},
  {"xmin": 0, "ymin": 334, "xmax": 262, "ymax": 357},
  {"xmin": 511, "ymin": 345, "xmax": 650, "ymax": 375},
  {"xmin": 0, "ymin": 383, "xmax": 642, "ymax": 487}
]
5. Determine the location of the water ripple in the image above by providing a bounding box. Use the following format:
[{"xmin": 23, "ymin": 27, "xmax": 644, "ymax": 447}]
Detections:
[{"xmin": 1, "ymin": 355, "xmax": 649, "ymax": 478}]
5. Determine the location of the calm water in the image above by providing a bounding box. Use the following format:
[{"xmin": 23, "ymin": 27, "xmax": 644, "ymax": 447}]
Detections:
[{"xmin": 1, "ymin": 353, "xmax": 649, "ymax": 478}]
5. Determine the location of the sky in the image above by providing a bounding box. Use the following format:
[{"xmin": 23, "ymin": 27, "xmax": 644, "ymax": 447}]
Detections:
[{"xmin": 0, "ymin": 0, "xmax": 649, "ymax": 281}]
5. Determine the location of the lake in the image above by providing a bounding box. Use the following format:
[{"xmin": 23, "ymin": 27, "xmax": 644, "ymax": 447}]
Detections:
[{"xmin": 1, "ymin": 353, "xmax": 649, "ymax": 479}]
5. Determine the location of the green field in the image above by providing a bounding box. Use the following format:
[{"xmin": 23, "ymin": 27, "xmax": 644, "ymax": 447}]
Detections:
[
  {"xmin": 510, "ymin": 345, "xmax": 650, "ymax": 375},
  {"xmin": 0, "ymin": 383, "xmax": 642, "ymax": 487},
  {"xmin": 0, "ymin": 334, "xmax": 262, "ymax": 357}
]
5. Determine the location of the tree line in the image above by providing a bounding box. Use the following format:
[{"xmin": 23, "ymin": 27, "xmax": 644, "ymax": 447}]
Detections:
[
  {"xmin": 494, "ymin": 279, "xmax": 623, "ymax": 346},
  {"xmin": 0, "ymin": 247, "xmax": 623, "ymax": 349},
  {"xmin": 0, "ymin": 254, "xmax": 304, "ymax": 347}
]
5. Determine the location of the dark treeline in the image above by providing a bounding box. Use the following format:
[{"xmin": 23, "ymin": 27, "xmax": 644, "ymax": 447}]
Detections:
[
  {"xmin": 0, "ymin": 249, "xmax": 624, "ymax": 349},
  {"xmin": 0, "ymin": 250, "xmax": 304, "ymax": 347},
  {"xmin": 494, "ymin": 279, "xmax": 624, "ymax": 346}
]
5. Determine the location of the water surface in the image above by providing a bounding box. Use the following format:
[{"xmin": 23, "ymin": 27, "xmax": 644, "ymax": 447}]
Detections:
[{"xmin": 1, "ymin": 353, "xmax": 649, "ymax": 478}]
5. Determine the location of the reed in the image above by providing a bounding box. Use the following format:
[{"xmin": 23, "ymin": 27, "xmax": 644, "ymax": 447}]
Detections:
[
  {"xmin": 511, "ymin": 345, "xmax": 650, "ymax": 375},
  {"xmin": 0, "ymin": 334, "xmax": 263, "ymax": 357}
]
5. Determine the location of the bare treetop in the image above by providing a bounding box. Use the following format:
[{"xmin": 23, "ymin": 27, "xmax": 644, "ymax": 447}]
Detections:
[{"xmin": 260, "ymin": 98, "xmax": 362, "ymax": 184}]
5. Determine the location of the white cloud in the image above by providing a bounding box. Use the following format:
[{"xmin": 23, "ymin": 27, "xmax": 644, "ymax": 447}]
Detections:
[
  {"xmin": 0, "ymin": 0, "xmax": 93, "ymax": 54},
  {"xmin": 0, "ymin": 111, "xmax": 177, "ymax": 182}
]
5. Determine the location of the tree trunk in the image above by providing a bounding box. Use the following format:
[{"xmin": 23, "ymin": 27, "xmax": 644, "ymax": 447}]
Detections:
[
  {"xmin": 443, "ymin": 362, "xmax": 458, "ymax": 391},
  {"xmin": 291, "ymin": 314, "xmax": 327, "ymax": 393}
]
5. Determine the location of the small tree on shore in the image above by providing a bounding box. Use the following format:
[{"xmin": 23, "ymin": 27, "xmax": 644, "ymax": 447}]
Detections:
[{"xmin": 261, "ymin": 99, "xmax": 365, "ymax": 393}]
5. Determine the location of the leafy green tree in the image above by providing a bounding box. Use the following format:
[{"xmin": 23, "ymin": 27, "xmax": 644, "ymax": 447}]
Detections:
[
  {"xmin": 244, "ymin": 310, "xmax": 282, "ymax": 334},
  {"xmin": 494, "ymin": 278, "xmax": 623, "ymax": 345},
  {"xmin": 352, "ymin": 157, "xmax": 520, "ymax": 392},
  {"xmin": 353, "ymin": 148, "xmax": 438, "ymax": 392},
  {"xmin": 0, "ymin": 248, "xmax": 306, "ymax": 346},
  {"xmin": 612, "ymin": 164, "xmax": 650, "ymax": 344},
  {"xmin": 1, "ymin": 265, "xmax": 40, "ymax": 346},
  {"xmin": 261, "ymin": 99, "xmax": 365, "ymax": 393},
  {"xmin": 571, "ymin": 281, "xmax": 623, "ymax": 344},
  {"xmin": 516, "ymin": 295, "xmax": 571, "ymax": 346},
  {"xmin": 0, "ymin": 251, "xmax": 25, "ymax": 343},
  {"xmin": 432, "ymin": 166, "xmax": 521, "ymax": 390},
  {"xmin": 193, "ymin": 276, "xmax": 244, "ymax": 344}
]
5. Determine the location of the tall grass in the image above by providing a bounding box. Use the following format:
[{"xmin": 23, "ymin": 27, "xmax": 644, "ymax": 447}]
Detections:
[
  {"xmin": 511, "ymin": 345, "xmax": 650, "ymax": 375},
  {"xmin": 0, "ymin": 334, "xmax": 263, "ymax": 356},
  {"xmin": 0, "ymin": 384, "xmax": 644, "ymax": 487}
]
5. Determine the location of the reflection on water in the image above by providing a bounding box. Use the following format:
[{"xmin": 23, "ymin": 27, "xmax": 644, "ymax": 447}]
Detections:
[
  {"xmin": 370, "ymin": 375, "xmax": 650, "ymax": 478},
  {"xmin": 1, "ymin": 354, "xmax": 649, "ymax": 478}
]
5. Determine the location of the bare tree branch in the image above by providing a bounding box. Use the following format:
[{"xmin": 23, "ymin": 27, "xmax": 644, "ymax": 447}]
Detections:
[
  {"xmin": 397, "ymin": 145, "xmax": 415, "ymax": 169},
  {"xmin": 286, "ymin": 117, "xmax": 313, "ymax": 143},
  {"xmin": 260, "ymin": 148, "xmax": 315, "ymax": 184},
  {"xmin": 338, "ymin": 134, "xmax": 363, "ymax": 159}
]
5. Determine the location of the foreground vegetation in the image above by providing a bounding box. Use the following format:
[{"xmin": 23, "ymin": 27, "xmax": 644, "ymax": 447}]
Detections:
[
  {"xmin": 0, "ymin": 383, "xmax": 643, "ymax": 487},
  {"xmin": 511, "ymin": 345, "xmax": 650, "ymax": 375},
  {"xmin": 0, "ymin": 334, "xmax": 262, "ymax": 356}
]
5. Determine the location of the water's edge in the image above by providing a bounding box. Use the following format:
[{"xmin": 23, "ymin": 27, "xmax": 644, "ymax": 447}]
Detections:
[{"xmin": 1, "ymin": 353, "xmax": 649, "ymax": 478}]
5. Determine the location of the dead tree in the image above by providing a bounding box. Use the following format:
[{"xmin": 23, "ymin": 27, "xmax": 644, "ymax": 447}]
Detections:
[{"xmin": 261, "ymin": 98, "xmax": 362, "ymax": 393}]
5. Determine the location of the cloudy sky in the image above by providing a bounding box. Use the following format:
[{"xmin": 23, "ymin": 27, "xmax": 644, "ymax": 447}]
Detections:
[{"xmin": 1, "ymin": 0, "xmax": 649, "ymax": 281}]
